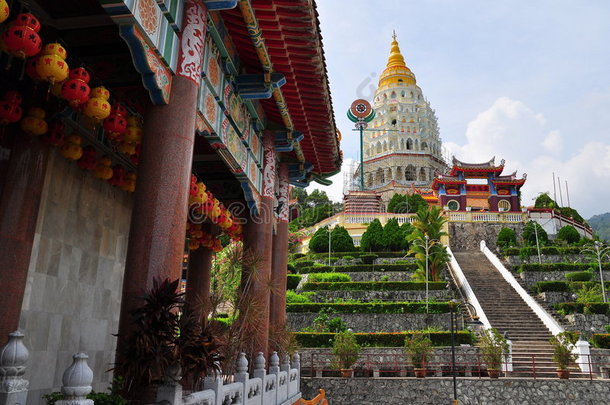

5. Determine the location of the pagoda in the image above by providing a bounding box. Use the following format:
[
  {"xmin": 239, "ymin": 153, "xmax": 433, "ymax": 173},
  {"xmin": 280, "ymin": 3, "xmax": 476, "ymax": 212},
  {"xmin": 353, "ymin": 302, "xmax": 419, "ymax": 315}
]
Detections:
[
  {"xmin": 432, "ymin": 157, "xmax": 526, "ymax": 212},
  {"xmin": 353, "ymin": 33, "xmax": 447, "ymax": 208}
]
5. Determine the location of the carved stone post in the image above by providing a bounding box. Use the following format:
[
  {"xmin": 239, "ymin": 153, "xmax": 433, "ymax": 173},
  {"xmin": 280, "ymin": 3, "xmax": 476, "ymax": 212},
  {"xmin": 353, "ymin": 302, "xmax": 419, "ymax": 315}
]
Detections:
[
  {"xmin": 0, "ymin": 331, "xmax": 29, "ymax": 405},
  {"xmin": 269, "ymin": 351, "xmax": 280, "ymax": 375},
  {"xmin": 156, "ymin": 363, "xmax": 183, "ymax": 405},
  {"xmin": 280, "ymin": 354, "xmax": 290, "ymax": 374},
  {"xmin": 56, "ymin": 353, "xmax": 94, "ymax": 405},
  {"xmin": 252, "ymin": 352, "xmax": 266, "ymax": 381}
]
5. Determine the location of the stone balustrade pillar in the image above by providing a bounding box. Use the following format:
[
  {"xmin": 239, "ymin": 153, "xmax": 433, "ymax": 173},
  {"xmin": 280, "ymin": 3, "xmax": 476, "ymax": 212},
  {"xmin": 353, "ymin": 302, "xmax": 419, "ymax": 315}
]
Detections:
[
  {"xmin": 56, "ymin": 353, "xmax": 94, "ymax": 405},
  {"xmin": 0, "ymin": 331, "xmax": 29, "ymax": 405}
]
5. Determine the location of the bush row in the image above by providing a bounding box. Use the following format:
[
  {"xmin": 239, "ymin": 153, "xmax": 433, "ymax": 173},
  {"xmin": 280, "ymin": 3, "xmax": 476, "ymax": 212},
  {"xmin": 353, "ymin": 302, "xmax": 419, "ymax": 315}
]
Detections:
[
  {"xmin": 294, "ymin": 331, "xmax": 475, "ymax": 348},
  {"xmin": 301, "ymin": 281, "xmax": 447, "ymax": 292},
  {"xmin": 286, "ymin": 302, "xmax": 452, "ymax": 314},
  {"xmin": 554, "ymin": 302, "xmax": 610, "ymax": 315},
  {"xmin": 503, "ymin": 246, "xmax": 587, "ymax": 256},
  {"xmin": 535, "ymin": 280, "xmax": 610, "ymax": 293},
  {"xmin": 590, "ymin": 334, "xmax": 610, "ymax": 349},
  {"xmin": 307, "ymin": 273, "xmax": 351, "ymax": 283},
  {"xmin": 298, "ymin": 263, "xmax": 418, "ymax": 274},
  {"xmin": 518, "ymin": 263, "xmax": 610, "ymax": 273},
  {"xmin": 287, "ymin": 274, "xmax": 302, "ymax": 290},
  {"xmin": 290, "ymin": 251, "xmax": 411, "ymax": 261}
]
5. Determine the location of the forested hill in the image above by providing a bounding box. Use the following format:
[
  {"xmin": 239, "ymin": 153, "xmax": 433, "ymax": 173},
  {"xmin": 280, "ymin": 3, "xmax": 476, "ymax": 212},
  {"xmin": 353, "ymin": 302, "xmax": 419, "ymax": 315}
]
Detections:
[{"xmin": 589, "ymin": 212, "xmax": 610, "ymax": 242}]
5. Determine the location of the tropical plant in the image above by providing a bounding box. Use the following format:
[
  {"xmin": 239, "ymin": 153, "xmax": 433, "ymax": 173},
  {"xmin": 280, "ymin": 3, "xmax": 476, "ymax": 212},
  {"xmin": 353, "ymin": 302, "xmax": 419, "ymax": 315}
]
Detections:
[
  {"xmin": 522, "ymin": 221, "xmax": 548, "ymax": 246},
  {"xmin": 408, "ymin": 206, "xmax": 449, "ymax": 282},
  {"xmin": 575, "ymin": 284, "xmax": 603, "ymax": 304},
  {"xmin": 114, "ymin": 278, "xmax": 223, "ymax": 394},
  {"xmin": 549, "ymin": 332, "xmax": 578, "ymax": 370},
  {"xmin": 332, "ymin": 330, "xmax": 360, "ymax": 369},
  {"xmin": 404, "ymin": 334, "xmax": 433, "ymax": 368},
  {"xmin": 479, "ymin": 328, "xmax": 509, "ymax": 371},
  {"xmin": 496, "ymin": 227, "xmax": 517, "ymax": 249}
]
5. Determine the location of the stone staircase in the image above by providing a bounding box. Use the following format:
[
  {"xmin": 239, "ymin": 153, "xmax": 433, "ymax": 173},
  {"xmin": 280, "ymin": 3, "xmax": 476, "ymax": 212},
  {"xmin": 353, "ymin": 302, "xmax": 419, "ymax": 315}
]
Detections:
[{"xmin": 452, "ymin": 250, "xmax": 587, "ymax": 378}]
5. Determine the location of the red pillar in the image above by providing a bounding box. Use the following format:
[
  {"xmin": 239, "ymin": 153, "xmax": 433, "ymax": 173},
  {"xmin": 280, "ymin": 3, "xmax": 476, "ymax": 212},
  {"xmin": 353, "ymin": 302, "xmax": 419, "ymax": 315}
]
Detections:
[
  {"xmin": 185, "ymin": 247, "xmax": 213, "ymax": 322},
  {"xmin": 240, "ymin": 132, "xmax": 276, "ymax": 357},
  {"xmin": 0, "ymin": 134, "xmax": 48, "ymax": 345},
  {"xmin": 270, "ymin": 164, "xmax": 289, "ymax": 329},
  {"xmin": 116, "ymin": 0, "xmax": 207, "ymax": 348}
]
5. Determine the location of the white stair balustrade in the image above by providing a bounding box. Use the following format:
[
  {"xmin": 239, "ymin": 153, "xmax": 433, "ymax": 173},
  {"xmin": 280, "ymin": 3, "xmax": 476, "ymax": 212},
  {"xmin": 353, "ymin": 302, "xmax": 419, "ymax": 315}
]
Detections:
[{"xmin": 0, "ymin": 331, "xmax": 29, "ymax": 405}]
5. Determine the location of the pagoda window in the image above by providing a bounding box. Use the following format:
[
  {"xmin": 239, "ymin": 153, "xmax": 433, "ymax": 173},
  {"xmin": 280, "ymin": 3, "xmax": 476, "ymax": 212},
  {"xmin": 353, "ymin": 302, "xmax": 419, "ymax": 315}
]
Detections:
[
  {"xmin": 405, "ymin": 165, "xmax": 416, "ymax": 181},
  {"xmin": 376, "ymin": 142, "xmax": 382, "ymax": 154},
  {"xmin": 383, "ymin": 141, "xmax": 388, "ymax": 151},
  {"xmin": 383, "ymin": 94, "xmax": 387, "ymax": 100},
  {"xmin": 396, "ymin": 166, "xmax": 402, "ymax": 180},
  {"xmin": 391, "ymin": 119, "xmax": 397, "ymax": 126},
  {"xmin": 406, "ymin": 138, "xmax": 413, "ymax": 150},
  {"xmin": 419, "ymin": 168, "xmax": 426, "ymax": 181},
  {"xmin": 391, "ymin": 91, "xmax": 396, "ymax": 98},
  {"xmin": 447, "ymin": 200, "xmax": 460, "ymax": 211},
  {"xmin": 400, "ymin": 139, "xmax": 405, "ymax": 149},
  {"xmin": 422, "ymin": 142, "xmax": 428, "ymax": 150},
  {"xmin": 387, "ymin": 167, "xmax": 392, "ymax": 180},
  {"xmin": 376, "ymin": 168, "xmax": 384, "ymax": 184},
  {"xmin": 410, "ymin": 91, "xmax": 414, "ymax": 98},
  {"xmin": 498, "ymin": 200, "xmax": 511, "ymax": 212},
  {"xmin": 415, "ymin": 139, "xmax": 419, "ymax": 150},
  {"xmin": 401, "ymin": 91, "xmax": 405, "ymax": 97}
]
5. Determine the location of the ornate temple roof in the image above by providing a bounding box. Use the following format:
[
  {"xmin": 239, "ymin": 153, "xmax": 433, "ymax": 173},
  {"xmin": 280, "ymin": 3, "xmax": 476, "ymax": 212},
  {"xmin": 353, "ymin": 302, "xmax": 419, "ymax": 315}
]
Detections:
[
  {"xmin": 492, "ymin": 171, "xmax": 527, "ymax": 188},
  {"xmin": 450, "ymin": 156, "xmax": 505, "ymax": 176},
  {"xmin": 378, "ymin": 32, "xmax": 416, "ymax": 89},
  {"xmin": 221, "ymin": 1, "xmax": 341, "ymax": 178},
  {"xmin": 431, "ymin": 175, "xmax": 466, "ymax": 190}
]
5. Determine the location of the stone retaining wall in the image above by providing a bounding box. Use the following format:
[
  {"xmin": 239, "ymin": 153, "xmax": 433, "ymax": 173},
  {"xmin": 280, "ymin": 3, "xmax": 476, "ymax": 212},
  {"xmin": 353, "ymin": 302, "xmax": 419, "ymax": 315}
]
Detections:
[
  {"xmin": 343, "ymin": 271, "xmax": 414, "ymax": 282},
  {"xmin": 519, "ymin": 270, "xmax": 610, "ymax": 288},
  {"xmin": 504, "ymin": 254, "xmax": 589, "ymax": 266},
  {"xmin": 287, "ymin": 312, "xmax": 451, "ymax": 333},
  {"xmin": 565, "ymin": 313, "xmax": 610, "ymax": 333},
  {"xmin": 304, "ymin": 289, "xmax": 452, "ymax": 303},
  {"xmin": 538, "ymin": 291, "xmax": 573, "ymax": 305},
  {"xmin": 301, "ymin": 377, "xmax": 610, "ymax": 405},
  {"xmin": 449, "ymin": 222, "xmax": 526, "ymax": 251}
]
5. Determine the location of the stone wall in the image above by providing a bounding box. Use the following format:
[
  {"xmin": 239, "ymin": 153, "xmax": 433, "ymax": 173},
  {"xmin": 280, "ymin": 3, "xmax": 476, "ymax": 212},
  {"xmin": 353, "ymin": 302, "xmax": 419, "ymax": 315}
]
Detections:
[
  {"xmin": 343, "ymin": 271, "xmax": 414, "ymax": 282},
  {"xmin": 565, "ymin": 314, "xmax": 610, "ymax": 333},
  {"xmin": 504, "ymin": 254, "xmax": 590, "ymax": 266},
  {"xmin": 519, "ymin": 270, "xmax": 610, "ymax": 289},
  {"xmin": 301, "ymin": 377, "xmax": 610, "ymax": 405},
  {"xmin": 287, "ymin": 313, "xmax": 451, "ymax": 333},
  {"xmin": 18, "ymin": 151, "xmax": 133, "ymax": 405},
  {"xmin": 449, "ymin": 222, "xmax": 525, "ymax": 251},
  {"xmin": 305, "ymin": 289, "xmax": 451, "ymax": 303}
]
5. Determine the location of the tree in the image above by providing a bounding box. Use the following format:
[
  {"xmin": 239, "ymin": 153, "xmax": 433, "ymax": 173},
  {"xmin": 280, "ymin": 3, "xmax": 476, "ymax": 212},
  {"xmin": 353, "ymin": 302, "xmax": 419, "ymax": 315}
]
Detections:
[
  {"xmin": 308, "ymin": 226, "xmax": 330, "ymax": 253},
  {"xmin": 522, "ymin": 221, "xmax": 548, "ymax": 246},
  {"xmin": 383, "ymin": 218, "xmax": 406, "ymax": 251},
  {"xmin": 407, "ymin": 194, "xmax": 428, "ymax": 213},
  {"xmin": 557, "ymin": 225, "xmax": 580, "ymax": 245},
  {"xmin": 387, "ymin": 193, "xmax": 408, "ymax": 213},
  {"xmin": 534, "ymin": 192, "xmax": 556, "ymax": 208},
  {"xmin": 360, "ymin": 219, "xmax": 385, "ymax": 252},
  {"xmin": 496, "ymin": 227, "xmax": 517, "ymax": 249},
  {"xmin": 408, "ymin": 206, "xmax": 449, "ymax": 281},
  {"xmin": 289, "ymin": 188, "xmax": 340, "ymax": 230},
  {"xmin": 400, "ymin": 223, "xmax": 414, "ymax": 251},
  {"xmin": 330, "ymin": 226, "xmax": 356, "ymax": 252}
]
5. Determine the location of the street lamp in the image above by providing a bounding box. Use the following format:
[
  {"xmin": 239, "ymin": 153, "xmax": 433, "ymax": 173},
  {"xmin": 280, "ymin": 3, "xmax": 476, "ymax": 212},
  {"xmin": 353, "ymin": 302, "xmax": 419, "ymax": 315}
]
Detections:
[
  {"xmin": 449, "ymin": 300, "xmax": 483, "ymax": 405},
  {"xmin": 583, "ymin": 241, "xmax": 610, "ymax": 303},
  {"xmin": 328, "ymin": 226, "xmax": 332, "ymax": 266}
]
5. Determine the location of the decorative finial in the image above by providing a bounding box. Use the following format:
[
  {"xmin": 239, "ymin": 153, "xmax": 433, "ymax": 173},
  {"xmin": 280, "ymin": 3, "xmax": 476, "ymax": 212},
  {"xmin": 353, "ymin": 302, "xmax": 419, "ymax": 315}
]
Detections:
[{"xmin": 392, "ymin": 30, "xmax": 396, "ymax": 40}]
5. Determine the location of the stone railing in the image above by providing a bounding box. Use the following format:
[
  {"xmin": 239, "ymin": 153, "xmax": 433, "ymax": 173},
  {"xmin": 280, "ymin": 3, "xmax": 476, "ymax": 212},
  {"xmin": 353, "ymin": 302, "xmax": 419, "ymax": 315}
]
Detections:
[
  {"xmin": 0, "ymin": 332, "xmax": 301, "ymax": 405},
  {"xmin": 447, "ymin": 211, "xmax": 527, "ymax": 223}
]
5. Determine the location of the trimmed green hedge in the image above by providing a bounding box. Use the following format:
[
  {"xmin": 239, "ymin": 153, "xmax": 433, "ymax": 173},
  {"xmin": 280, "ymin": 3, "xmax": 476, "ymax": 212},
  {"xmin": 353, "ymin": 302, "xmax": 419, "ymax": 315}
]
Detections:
[
  {"xmin": 302, "ymin": 281, "xmax": 447, "ymax": 291},
  {"xmin": 503, "ymin": 246, "xmax": 588, "ymax": 256},
  {"xmin": 294, "ymin": 331, "xmax": 475, "ymax": 348},
  {"xmin": 534, "ymin": 281, "xmax": 570, "ymax": 293},
  {"xmin": 294, "ymin": 260, "xmax": 314, "ymax": 269},
  {"xmin": 555, "ymin": 302, "xmax": 610, "ymax": 315},
  {"xmin": 307, "ymin": 273, "xmax": 351, "ymax": 283},
  {"xmin": 361, "ymin": 253, "xmax": 378, "ymax": 264},
  {"xmin": 565, "ymin": 271, "xmax": 593, "ymax": 282},
  {"xmin": 570, "ymin": 281, "xmax": 610, "ymax": 290},
  {"xmin": 518, "ymin": 263, "xmax": 610, "ymax": 273},
  {"xmin": 287, "ymin": 302, "xmax": 452, "ymax": 314},
  {"xmin": 287, "ymin": 274, "xmax": 302, "ymax": 290},
  {"xmin": 299, "ymin": 263, "xmax": 418, "ymax": 274},
  {"xmin": 590, "ymin": 334, "xmax": 610, "ymax": 349},
  {"xmin": 291, "ymin": 251, "xmax": 411, "ymax": 261}
]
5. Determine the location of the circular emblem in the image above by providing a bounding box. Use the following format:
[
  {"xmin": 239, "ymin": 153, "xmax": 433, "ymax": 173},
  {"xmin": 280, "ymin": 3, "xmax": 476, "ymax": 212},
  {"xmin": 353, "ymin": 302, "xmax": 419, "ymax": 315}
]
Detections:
[{"xmin": 350, "ymin": 99, "xmax": 372, "ymax": 119}]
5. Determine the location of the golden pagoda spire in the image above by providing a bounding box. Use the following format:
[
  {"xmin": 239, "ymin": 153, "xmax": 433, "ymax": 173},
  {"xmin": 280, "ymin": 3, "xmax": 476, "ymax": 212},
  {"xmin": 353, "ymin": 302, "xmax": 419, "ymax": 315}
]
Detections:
[{"xmin": 378, "ymin": 32, "xmax": 416, "ymax": 88}]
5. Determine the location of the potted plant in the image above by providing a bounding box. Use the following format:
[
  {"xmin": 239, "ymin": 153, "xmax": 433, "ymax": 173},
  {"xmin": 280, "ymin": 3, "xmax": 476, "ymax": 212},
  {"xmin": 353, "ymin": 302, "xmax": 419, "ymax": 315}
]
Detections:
[
  {"xmin": 404, "ymin": 334, "xmax": 433, "ymax": 378},
  {"xmin": 479, "ymin": 328, "xmax": 509, "ymax": 378},
  {"xmin": 332, "ymin": 330, "xmax": 360, "ymax": 377},
  {"xmin": 549, "ymin": 332, "xmax": 578, "ymax": 379}
]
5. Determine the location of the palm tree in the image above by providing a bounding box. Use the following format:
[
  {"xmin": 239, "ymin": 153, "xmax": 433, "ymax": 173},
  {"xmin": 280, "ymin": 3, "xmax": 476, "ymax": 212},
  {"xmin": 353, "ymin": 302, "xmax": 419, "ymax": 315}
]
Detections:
[{"xmin": 408, "ymin": 206, "xmax": 449, "ymax": 282}]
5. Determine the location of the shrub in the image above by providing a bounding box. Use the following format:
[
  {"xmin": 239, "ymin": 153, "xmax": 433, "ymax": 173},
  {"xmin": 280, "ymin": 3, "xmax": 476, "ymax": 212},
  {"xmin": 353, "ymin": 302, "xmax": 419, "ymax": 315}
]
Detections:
[
  {"xmin": 294, "ymin": 331, "xmax": 475, "ymax": 348},
  {"xmin": 496, "ymin": 227, "xmax": 517, "ymax": 249},
  {"xmin": 292, "ymin": 253, "xmax": 305, "ymax": 260},
  {"xmin": 590, "ymin": 334, "xmax": 610, "ymax": 349},
  {"xmin": 332, "ymin": 330, "xmax": 361, "ymax": 369},
  {"xmin": 522, "ymin": 221, "xmax": 548, "ymax": 246},
  {"xmin": 287, "ymin": 274, "xmax": 302, "ymax": 290},
  {"xmin": 287, "ymin": 262, "xmax": 296, "ymax": 273},
  {"xmin": 307, "ymin": 273, "xmax": 351, "ymax": 283},
  {"xmin": 404, "ymin": 334, "xmax": 433, "ymax": 368},
  {"xmin": 309, "ymin": 226, "xmax": 330, "ymax": 253},
  {"xmin": 286, "ymin": 302, "xmax": 452, "ymax": 314},
  {"xmin": 360, "ymin": 219, "xmax": 385, "ymax": 252},
  {"xmin": 383, "ymin": 218, "xmax": 408, "ymax": 251},
  {"xmin": 555, "ymin": 302, "xmax": 610, "ymax": 316},
  {"xmin": 534, "ymin": 281, "xmax": 570, "ymax": 293},
  {"xmin": 557, "ymin": 225, "xmax": 581, "ymax": 245},
  {"xmin": 294, "ymin": 260, "xmax": 314, "ymax": 269},
  {"xmin": 361, "ymin": 253, "xmax": 378, "ymax": 264},
  {"xmin": 286, "ymin": 290, "xmax": 312, "ymax": 303},
  {"xmin": 480, "ymin": 328, "xmax": 509, "ymax": 370},
  {"xmin": 302, "ymin": 281, "xmax": 447, "ymax": 291},
  {"xmin": 299, "ymin": 263, "xmax": 418, "ymax": 274},
  {"xmin": 342, "ymin": 255, "xmax": 355, "ymax": 261},
  {"xmin": 565, "ymin": 271, "xmax": 593, "ymax": 282},
  {"xmin": 575, "ymin": 284, "xmax": 604, "ymax": 304},
  {"xmin": 330, "ymin": 226, "xmax": 356, "ymax": 252},
  {"xmin": 518, "ymin": 263, "xmax": 610, "ymax": 273},
  {"xmin": 550, "ymin": 331, "xmax": 578, "ymax": 370}
]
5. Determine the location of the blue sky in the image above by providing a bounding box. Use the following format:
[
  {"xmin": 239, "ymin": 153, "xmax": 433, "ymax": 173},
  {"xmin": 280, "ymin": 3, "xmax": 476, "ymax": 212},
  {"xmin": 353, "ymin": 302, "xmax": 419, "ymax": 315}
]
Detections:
[{"xmin": 307, "ymin": 0, "xmax": 610, "ymax": 218}]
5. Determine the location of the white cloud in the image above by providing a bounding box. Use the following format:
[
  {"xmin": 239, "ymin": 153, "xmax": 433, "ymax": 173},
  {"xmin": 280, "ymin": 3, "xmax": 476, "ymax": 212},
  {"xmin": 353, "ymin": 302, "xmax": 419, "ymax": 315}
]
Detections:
[
  {"xmin": 306, "ymin": 158, "xmax": 354, "ymax": 203},
  {"xmin": 542, "ymin": 130, "xmax": 562, "ymax": 155}
]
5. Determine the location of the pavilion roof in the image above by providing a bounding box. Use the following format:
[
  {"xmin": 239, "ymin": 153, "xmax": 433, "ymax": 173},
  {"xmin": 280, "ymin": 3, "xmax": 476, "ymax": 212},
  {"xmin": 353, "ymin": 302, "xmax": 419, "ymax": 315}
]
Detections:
[
  {"xmin": 431, "ymin": 175, "xmax": 466, "ymax": 190},
  {"xmin": 220, "ymin": 0, "xmax": 341, "ymax": 178},
  {"xmin": 450, "ymin": 156, "xmax": 504, "ymax": 176}
]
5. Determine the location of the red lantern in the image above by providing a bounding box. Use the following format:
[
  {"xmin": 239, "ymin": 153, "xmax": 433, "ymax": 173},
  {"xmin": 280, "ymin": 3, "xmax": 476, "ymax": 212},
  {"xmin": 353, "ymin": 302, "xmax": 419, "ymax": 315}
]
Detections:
[
  {"xmin": 2, "ymin": 14, "xmax": 42, "ymax": 59},
  {"xmin": 25, "ymin": 58, "xmax": 42, "ymax": 81},
  {"xmin": 42, "ymin": 121, "xmax": 65, "ymax": 147},
  {"xmin": 0, "ymin": 91, "xmax": 23, "ymax": 125},
  {"xmin": 77, "ymin": 145, "xmax": 97, "ymax": 171},
  {"xmin": 108, "ymin": 165, "xmax": 126, "ymax": 187},
  {"xmin": 103, "ymin": 103, "xmax": 127, "ymax": 141},
  {"xmin": 61, "ymin": 67, "xmax": 91, "ymax": 108}
]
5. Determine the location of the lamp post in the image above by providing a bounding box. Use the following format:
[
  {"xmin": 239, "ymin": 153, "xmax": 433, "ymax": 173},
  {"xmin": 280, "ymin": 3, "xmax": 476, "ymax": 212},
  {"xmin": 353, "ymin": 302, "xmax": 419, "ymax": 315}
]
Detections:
[
  {"xmin": 425, "ymin": 235, "xmax": 429, "ymax": 314},
  {"xmin": 328, "ymin": 225, "xmax": 332, "ymax": 266},
  {"xmin": 449, "ymin": 301, "xmax": 482, "ymax": 405}
]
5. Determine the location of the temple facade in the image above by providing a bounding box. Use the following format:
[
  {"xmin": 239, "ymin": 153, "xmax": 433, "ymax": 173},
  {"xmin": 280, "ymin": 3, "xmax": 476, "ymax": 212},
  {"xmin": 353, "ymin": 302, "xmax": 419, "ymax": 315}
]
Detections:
[
  {"xmin": 354, "ymin": 33, "xmax": 446, "ymax": 207},
  {"xmin": 432, "ymin": 157, "xmax": 526, "ymax": 212}
]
